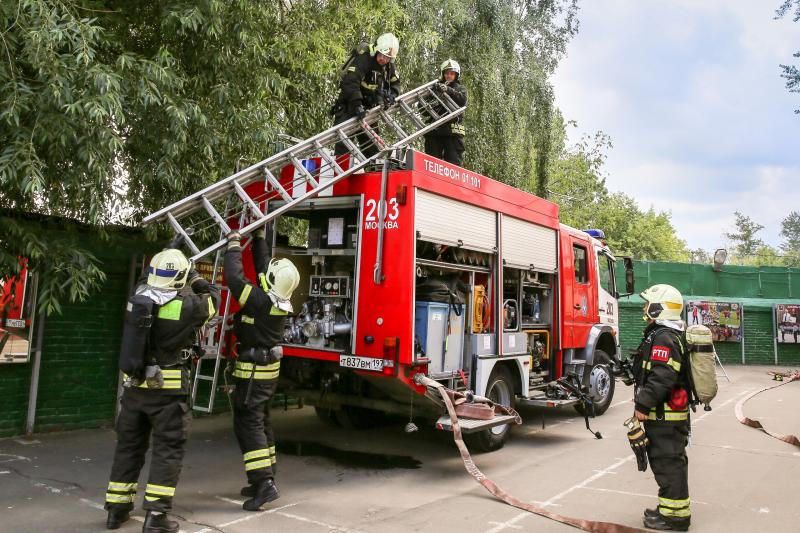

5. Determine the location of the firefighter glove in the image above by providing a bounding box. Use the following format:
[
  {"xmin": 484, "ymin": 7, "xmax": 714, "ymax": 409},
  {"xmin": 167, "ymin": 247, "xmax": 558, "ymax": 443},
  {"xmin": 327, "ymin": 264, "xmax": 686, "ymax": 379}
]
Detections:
[
  {"xmin": 254, "ymin": 227, "xmax": 266, "ymax": 240},
  {"xmin": 624, "ymin": 416, "xmax": 649, "ymax": 472},
  {"xmin": 166, "ymin": 233, "xmax": 186, "ymax": 250},
  {"xmin": 354, "ymin": 104, "xmax": 366, "ymax": 120},
  {"xmin": 385, "ymin": 92, "xmax": 396, "ymax": 107},
  {"xmin": 145, "ymin": 365, "xmax": 165, "ymax": 389},
  {"xmin": 226, "ymin": 231, "xmax": 242, "ymax": 250},
  {"xmin": 434, "ymin": 82, "xmax": 447, "ymax": 93}
]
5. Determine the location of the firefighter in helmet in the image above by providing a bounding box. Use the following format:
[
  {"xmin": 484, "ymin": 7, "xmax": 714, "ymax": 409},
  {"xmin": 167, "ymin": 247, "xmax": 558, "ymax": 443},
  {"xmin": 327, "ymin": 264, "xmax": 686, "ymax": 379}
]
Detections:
[
  {"xmin": 224, "ymin": 227, "xmax": 300, "ymax": 511},
  {"xmin": 332, "ymin": 32, "xmax": 401, "ymax": 157},
  {"xmin": 424, "ymin": 59, "xmax": 468, "ymax": 166},
  {"xmin": 629, "ymin": 284, "xmax": 692, "ymax": 531},
  {"xmin": 105, "ymin": 247, "xmax": 219, "ymax": 532}
]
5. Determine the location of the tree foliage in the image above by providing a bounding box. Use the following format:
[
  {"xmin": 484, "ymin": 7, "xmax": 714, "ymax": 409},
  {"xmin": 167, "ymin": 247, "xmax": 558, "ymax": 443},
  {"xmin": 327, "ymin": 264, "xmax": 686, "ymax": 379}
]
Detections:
[
  {"xmin": 548, "ymin": 129, "xmax": 688, "ymax": 261},
  {"xmin": 724, "ymin": 211, "xmax": 765, "ymax": 258},
  {"xmin": 777, "ymin": 0, "xmax": 800, "ymax": 113},
  {"xmin": 2, "ymin": 0, "xmax": 581, "ymax": 313}
]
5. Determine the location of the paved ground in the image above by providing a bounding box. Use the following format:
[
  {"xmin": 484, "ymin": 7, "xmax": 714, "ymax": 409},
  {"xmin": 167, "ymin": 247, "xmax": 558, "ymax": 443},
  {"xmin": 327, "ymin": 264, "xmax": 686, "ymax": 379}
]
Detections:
[{"xmin": 1, "ymin": 365, "xmax": 799, "ymax": 533}]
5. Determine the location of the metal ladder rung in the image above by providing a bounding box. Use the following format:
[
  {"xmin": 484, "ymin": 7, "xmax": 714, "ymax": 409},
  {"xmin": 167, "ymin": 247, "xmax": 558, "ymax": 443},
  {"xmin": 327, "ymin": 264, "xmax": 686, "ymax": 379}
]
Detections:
[
  {"xmin": 336, "ymin": 129, "xmax": 367, "ymax": 163},
  {"xmin": 380, "ymin": 110, "xmax": 407, "ymax": 138},
  {"xmin": 427, "ymin": 87, "xmax": 458, "ymax": 113},
  {"xmin": 314, "ymin": 140, "xmax": 345, "ymax": 176},
  {"xmin": 201, "ymin": 196, "xmax": 231, "ymax": 234},
  {"xmin": 263, "ymin": 167, "xmax": 292, "ymax": 202},
  {"xmin": 290, "ymin": 154, "xmax": 319, "ymax": 188},
  {"xmin": 195, "ymin": 374, "xmax": 215, "ymax": 381},
  {"xmin": 166, "ymin": 213, "xmax": 200, "ymax": 255},
  {"xmin": 233, "ymin": 181, "xmax": 265, "ymax": 219},
  {"xmin": 399, "ymin": 101, "xmax": 426, "ymax": 128},
  {"xmin": 418, "ymin": 94, "xmax": 441, "ymax": 121}
]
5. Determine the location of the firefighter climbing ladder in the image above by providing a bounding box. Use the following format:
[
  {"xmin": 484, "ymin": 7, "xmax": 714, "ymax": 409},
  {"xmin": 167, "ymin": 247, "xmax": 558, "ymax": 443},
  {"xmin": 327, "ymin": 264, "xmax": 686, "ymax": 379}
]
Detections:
[
  {"xmin": 141, "ymin": 80, "xmax": 465, "ymax": 258},
  {"xmin": 140, "ymin": 80, "xmax": 466, "ymax": 412}
]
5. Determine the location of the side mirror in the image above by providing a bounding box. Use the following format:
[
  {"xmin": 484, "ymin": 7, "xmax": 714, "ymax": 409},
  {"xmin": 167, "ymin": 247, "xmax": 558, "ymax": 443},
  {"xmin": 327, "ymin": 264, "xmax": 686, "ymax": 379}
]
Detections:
[{"xmin": 619, "ymin": 257, "xmax": 635, "ymax": 297}]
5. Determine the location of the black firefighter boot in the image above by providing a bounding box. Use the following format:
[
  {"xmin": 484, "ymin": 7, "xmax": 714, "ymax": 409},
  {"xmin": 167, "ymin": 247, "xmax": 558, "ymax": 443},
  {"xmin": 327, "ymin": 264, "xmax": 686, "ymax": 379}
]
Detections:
[
  {"xmin": 106, "ymin": 508, "xmax": 130, "ymax": 529},
  {"xmin": 643, "ymin": 512, "xmax": 690, "ymax": 531},
  {"xmin": 142, "ymin": 511, "xmax": 179, "ymax": 533},
  {"xmin": 644, "ymin": 508, "xmax": 659, "ymax": 519},
  {"xmin": 242, "ymin": 478, "xmax": 279, "ymax": 511},
  {"xmin": 240, "ymin": 484, "xmax": 255, "ymax": 497}
]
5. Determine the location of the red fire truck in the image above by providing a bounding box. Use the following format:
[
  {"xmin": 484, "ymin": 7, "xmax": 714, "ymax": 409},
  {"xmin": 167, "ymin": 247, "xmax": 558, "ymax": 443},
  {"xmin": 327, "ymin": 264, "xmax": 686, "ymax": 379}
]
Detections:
[{"xmin": 221, "ymin": 149, "xmax": 634, "ymax": 451}]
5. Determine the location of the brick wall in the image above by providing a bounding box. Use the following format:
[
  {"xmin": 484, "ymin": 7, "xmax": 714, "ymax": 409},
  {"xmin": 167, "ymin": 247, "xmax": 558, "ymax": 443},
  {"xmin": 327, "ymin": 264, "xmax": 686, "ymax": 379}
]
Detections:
[{"xmin": 0, "ymin": 227, "xmax": 156, "ymax": 438}]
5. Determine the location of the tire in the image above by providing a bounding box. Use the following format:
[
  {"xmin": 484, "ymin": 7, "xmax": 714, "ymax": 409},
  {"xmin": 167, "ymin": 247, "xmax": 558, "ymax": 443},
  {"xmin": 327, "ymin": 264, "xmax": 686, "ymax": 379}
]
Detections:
[
  {"xmin": 314, "ymin": 406, "xmax": 341, "ymax": 427},
  {"xmin": 575, "ymin": 349, "xmax": 615, "ymax": 416},
  {"xmin": 465, "ymin": 365, "xmax": 516, "ymax": 453}
]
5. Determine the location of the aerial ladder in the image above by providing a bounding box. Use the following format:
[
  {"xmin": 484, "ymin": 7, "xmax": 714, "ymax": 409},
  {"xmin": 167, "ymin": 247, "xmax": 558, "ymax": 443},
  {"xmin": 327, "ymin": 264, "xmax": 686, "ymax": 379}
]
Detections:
[{"xmin": 140, "ymin": 80, "xmax": 466, "ymax": 412}]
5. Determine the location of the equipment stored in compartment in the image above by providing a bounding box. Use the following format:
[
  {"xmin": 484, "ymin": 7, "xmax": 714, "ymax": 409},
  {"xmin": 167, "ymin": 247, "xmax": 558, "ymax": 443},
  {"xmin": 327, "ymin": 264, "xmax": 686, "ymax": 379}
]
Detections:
[{"xmin": 415, "ymin": 301, "xmax": 466, "ymax": 375}]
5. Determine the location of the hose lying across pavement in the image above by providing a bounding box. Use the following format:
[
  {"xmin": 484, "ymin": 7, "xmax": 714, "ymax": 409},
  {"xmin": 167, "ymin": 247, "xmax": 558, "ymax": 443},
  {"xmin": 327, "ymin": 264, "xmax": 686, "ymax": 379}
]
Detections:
[
  {"xmin": 415, "ymin": 375, "xmax": 647, "ymax": 533},
  {"xmin": 734, "ymin": 371, "xmax": 800, "ymax": 447}
]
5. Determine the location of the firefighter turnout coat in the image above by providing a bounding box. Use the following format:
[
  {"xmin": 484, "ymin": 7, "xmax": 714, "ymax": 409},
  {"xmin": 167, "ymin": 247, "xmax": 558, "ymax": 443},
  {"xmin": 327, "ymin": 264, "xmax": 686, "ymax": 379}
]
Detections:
[
  {"xmin": 633, "ymin": 321, "xmax": 692, "ymax": 525},
  {"xmin": 106, "ymin": 275, "xmax": 219, "ymax": 514},
  {"xmin": 224, "ymin": 235, "xmax": 287, "ymax": 483}
]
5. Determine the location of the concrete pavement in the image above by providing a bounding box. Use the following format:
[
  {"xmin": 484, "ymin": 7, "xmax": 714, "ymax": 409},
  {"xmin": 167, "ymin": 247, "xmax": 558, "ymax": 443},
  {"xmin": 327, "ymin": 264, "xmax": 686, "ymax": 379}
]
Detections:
[{"xmin": 1, "ymin": 365, "xmax": 798, "ymax": 532}]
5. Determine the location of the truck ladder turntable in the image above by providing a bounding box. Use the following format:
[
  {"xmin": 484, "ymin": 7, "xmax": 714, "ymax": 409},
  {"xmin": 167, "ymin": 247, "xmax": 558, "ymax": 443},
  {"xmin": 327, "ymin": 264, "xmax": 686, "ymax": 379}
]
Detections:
[{"xmin": 141, "ymin": 80, "xmax": 466, "ymax": 413}]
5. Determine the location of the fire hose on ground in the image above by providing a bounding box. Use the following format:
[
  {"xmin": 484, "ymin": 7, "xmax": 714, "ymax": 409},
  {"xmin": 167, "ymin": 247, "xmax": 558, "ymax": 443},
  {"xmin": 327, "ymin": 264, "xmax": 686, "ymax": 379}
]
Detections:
[
  {"xmin": 735, "ymin": 370, "xmax": 800, "ymax": 447},
  {"xmin": 413, "ymin": 374, "xmax": 647, "ymax": 533}
]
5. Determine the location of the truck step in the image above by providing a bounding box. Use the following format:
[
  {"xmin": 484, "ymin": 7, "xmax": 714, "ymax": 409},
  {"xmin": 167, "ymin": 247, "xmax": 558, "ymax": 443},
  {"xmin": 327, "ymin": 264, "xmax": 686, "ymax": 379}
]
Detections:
[
  {"xmin": 435, "ymin": 413, "xmax": 521, "ymax": 434},
  {"xmin": 517, "ymin": 396, "xmax": 579, "ymax": 409}
]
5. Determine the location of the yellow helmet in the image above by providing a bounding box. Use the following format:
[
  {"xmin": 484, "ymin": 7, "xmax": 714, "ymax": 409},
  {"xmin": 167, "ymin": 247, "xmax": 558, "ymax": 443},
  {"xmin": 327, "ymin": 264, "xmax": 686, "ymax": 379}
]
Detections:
[
  {"xmin": 265, "ymin": 258, "xmax": 300, "ymax": 312},
  {"xmin": 147, "ymin": 249, "xmax": 192, "ymax": 290},
  {"xmin": 375, "ymin": 33, "xmax": 399, "ymax": 59},
  {"xmin": 640, "ymin": 284, "xmax": 683, "ymax": 322}
]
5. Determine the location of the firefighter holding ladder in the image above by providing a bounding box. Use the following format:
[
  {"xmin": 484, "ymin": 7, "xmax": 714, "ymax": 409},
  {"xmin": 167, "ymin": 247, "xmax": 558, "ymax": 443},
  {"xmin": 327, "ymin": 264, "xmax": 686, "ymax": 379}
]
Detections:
[{"xmin": 224, "ymin": 228, "xmax": 299, "ymax": 511}]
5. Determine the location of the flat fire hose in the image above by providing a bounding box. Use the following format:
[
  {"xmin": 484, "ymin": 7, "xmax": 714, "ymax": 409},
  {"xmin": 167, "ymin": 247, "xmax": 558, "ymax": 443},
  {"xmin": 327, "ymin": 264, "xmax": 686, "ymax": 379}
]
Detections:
[
  {"xmin": 415, "ymin": 375, "xmax": 647, "ymax": 533},
  {"xmin": 734, "ymin": 371, "xmax": 800, "ymax": 447}
]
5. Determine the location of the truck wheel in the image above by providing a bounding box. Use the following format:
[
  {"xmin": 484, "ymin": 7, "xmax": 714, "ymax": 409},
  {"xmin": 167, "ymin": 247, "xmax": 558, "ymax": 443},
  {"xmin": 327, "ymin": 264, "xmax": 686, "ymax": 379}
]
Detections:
[
  {"xmin": 465, "ymin": 366, "xmax": 516, "ymax": 453},
  {"xmin": 314, "ymin": 406, "xmax": 341, "ymax": 427},
  {"xmin": 575, "ymin": 349, "xmax": 615, "ymax": 416}
]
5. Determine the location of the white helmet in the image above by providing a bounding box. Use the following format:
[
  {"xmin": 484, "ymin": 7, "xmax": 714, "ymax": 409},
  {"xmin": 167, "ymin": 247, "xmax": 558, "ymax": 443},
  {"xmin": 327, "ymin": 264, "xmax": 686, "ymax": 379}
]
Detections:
[
  {"xmin": 440, "ymin": 59, "xmax": 461, "ymax": 79},
  {"xmin": 375, "ymin": 33, "xmax": 399, "ymax": 60},
  {"xmin": 640, "ymin": 284, "xmax": 684, "ymax": 322},
  {"xmin": 264, "ymin": 258, "xmax": 300, "ymax": 312},
  {"xmin": 147, "ymin": 249, "xmax": 192, "ymax": 290}
]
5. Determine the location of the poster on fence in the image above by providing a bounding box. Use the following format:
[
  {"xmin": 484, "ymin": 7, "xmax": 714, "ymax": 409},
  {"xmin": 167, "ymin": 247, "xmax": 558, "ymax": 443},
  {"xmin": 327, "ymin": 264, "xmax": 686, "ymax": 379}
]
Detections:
[
  {"xmin": 686, "ymin": 300, "xmax": 742, "ymax": 342},
  {"xmin": 775, "ymin": 304, "xmax": 800, "ymax": 344},
  {"xmin": 1, "ymin": 264, "xmax": 36, "ymax": 363}
]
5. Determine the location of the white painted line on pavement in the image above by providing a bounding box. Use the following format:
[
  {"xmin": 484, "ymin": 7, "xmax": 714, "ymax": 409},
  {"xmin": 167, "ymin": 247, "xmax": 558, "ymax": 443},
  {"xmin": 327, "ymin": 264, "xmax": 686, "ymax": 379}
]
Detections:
[
  {"xmin": 79, "ymin": 498, "xmax": 104, "ymax": 510},
  {"xmin": 214, "ymin": 501, "xmax": 301, "ymax": 528},
  {"xmin": 214, "ymin": 495, "xmax": 244, "ymax": 506},
  {"xmin": 485, "ymin": 387, "xmax": 753, "ymax": 533},
  {"xmin": 580, "ymin": 487, "xmax": 709, "ymax": 505},
  {"xmin": 274, "ymin": 510, "xmax": 368, "ymax": 533},
  {"xmin": 212, "ymin": 496, "xmax": 364, "ymax": 533},
  {"xmin": 610, "ymin": 399, "xmax": 631, "ymax": 409},
  {"xmin": 485, "ymin": 455, "xmax": 635, "ymax": 533}
]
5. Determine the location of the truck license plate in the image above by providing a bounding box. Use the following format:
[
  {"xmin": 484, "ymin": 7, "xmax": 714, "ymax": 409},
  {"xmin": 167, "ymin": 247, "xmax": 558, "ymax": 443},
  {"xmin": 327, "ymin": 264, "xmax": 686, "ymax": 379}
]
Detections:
[{"xmin": 339, "ymin": 355, "xmax": 383, "ymax": 372}]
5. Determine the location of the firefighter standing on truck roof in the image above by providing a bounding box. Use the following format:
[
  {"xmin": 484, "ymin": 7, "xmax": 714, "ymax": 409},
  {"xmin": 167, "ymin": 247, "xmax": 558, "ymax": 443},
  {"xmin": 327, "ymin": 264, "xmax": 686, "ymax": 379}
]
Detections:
[
  {"xmin": 630, "ymin": 284, "xmax": 692, "ymax": 531},
  {"xmin": 105, "ymin": 248, "xmax": 219, "ymax": 532},
  {"xmin": 332, "ymin": 32, "xmax": 401, "ymax": 158},
  {"xmin": 224, "ymin": 227, "xmax": 299, "ymax": 511},
  {"xmin": 424, "ymin": 59, "xmax": 467, "ymax": 166}
]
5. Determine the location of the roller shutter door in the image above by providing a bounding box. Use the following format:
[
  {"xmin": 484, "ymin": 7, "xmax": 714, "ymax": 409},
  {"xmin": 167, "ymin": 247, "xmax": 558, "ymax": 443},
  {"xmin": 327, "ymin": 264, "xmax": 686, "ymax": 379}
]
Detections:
[
  {"xmin": 501, "ymin": 215, "xmax": 557, "ymax": 272},
  {"xmin": 415, "ymin": 189, "xmax": 496, "ymax": 253}
]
